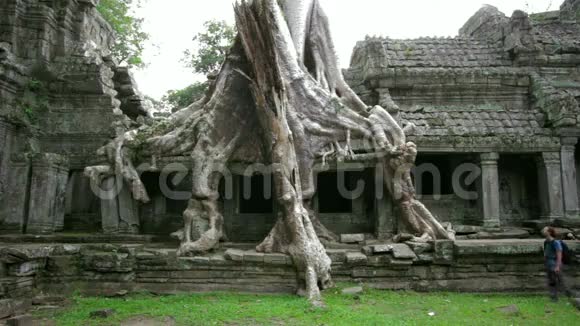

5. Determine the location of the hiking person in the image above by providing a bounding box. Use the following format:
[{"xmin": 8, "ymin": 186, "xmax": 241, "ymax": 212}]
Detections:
[{"xmin": 542, "ymin": 226, "xmax": 567, "ymax": 302}]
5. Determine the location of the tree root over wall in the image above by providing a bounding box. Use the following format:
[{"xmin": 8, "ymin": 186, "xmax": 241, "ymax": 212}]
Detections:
[{"xmin": 86, "ymin": 0, "xmax": 454, "ymax": 304}]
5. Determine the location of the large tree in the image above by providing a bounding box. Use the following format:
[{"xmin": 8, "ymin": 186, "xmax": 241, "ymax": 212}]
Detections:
[
  {"xmin": 86, "ymin": 0, "xmax": 453, "ymax": 304},
  {"xmin": 97, "ymin": 0, "xmax": 149, "ymax": 67}
]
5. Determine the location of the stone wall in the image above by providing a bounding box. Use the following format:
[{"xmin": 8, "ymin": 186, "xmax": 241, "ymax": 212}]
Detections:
[
  {"xmin": 0, "ymin": 0, "xmax": 148, "ymax": 234},
  {"xmin": 561, "ymin": 0, "xmax": 580, "ymax": 20},
  {"xmin": 0, "ymin": 240, "xmax": 578, "ymax": 301},
  {"xmin": 346, "ymin": 4, "xmax": 580, "ymax": 230}
]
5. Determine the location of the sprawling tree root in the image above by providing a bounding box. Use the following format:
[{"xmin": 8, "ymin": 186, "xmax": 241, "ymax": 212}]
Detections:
[{"xmin": 86, "ymin": 0, "xmax": 453, "ymax": 303}]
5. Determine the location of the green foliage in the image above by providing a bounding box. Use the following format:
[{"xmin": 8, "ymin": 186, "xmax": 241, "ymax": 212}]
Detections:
[
  {"xmin": 162, "ymin": 82, "xmax": 209, "ymax": 112},
  {"xmin": 97, "ymin": 0, "xmax": 149, "ymax": 67},
  {"xmin": 36, "ymin": 287, "xmax": 580, "ymax": 325},
  {"xmin": 161, "ymin": 20, "xmax": 235, "ymax": 111},
  {"xmin": 182, "ymin": 20, "xmax": 236, "ymax": 75},
  {"xmin": 17, "ymin": 78, "xmax": 50, "ymax": 124}
]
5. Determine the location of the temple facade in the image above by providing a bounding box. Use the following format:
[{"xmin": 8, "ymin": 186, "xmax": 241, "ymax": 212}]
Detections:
[
  {"xmin": 346, "ymin": 1, "xmax": 580, "ymax": 234},
  {"xmin": 0, "ymin": 0, "xmax": 148, "ymax": 234}
]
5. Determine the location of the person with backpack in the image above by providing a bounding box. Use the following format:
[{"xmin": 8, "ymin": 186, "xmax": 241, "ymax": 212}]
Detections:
[{"xmin": 542, "ymin": 226, "xmax": 571, "ymax": 302}]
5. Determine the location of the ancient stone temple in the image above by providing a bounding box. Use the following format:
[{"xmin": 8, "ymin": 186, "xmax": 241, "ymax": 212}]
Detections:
[
  {"xmin": 1, "ymin": 0, "xmax": 578, "ymax": 241},
  {"xmin": 0, "ymin": 0, "xmax": 148, "ymax": 235},
  {"xmin": 0, "ymin": 0, "xmax": 579, "ymax": 312},
  {"xmin": 346, "ymin": 1, "xmax": 580, "ymax": 231}
]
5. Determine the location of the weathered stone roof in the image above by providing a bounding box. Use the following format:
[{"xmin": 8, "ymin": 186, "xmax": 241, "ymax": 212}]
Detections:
[
  {"xmin": 374, "ymin": 37, "xmax": 511, "ymax": 68},
  {"xmin": 401, "ymin": 105, "xmax": 546, "ymax": 137},
  {"xmin": 532, "ymin": 20, "xmax": 580, "ymax": 50},
  {"xmin": 347, "ymin": 3, "xmax": 580, "ymax": 139}
]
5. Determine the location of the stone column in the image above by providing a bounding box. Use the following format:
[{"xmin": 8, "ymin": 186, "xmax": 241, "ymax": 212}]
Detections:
[
  {"xmin": 0, "ymin": 118, "xmax": 15, "ymax": 201},
  {"xmin": 0, "ymin": 158, "xmax": 31, "ymax": 234},
  {"xmin": 480, "ymin": 153, "xmax": 501, "ymax": 228},
  {"xmin": 99, "ymin": 177, "xmax": 140, "ymax": 234},
  {"xmin": 100, "ymin": 176, "xmax": 120, "ymax": 234},
  {"xmin": 53, "ymin": 164, "xmax": 69, "ymax": 232},
  {"xmin": 26, "ymin": 154, "xmax": 69, "ymax": 234},
  {"xmin": 536, "ymin": 152, "xmax": 564, "ymax": 220},
  {"xmin": 560, "ymin": 137, "xmax": 579, "ymax": 217}
]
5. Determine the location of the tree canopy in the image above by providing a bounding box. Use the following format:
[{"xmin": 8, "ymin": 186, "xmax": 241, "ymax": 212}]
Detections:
[
  {"xmin": 182, "ymin": 20, "xmax": 237, "ymax": 75},
  {"xmin": 163, "ymin": 20, "xmax": 236, "ymax": 111},
  {"xmin": 162, "ymin": 82, "xmax": 209, "ymax": 112},
  {"xmin": 97, "ymin": 0, "xmax": 149, "ymax": 67}
]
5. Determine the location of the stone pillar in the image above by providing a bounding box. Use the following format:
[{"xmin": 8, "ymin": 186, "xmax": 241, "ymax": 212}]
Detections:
[
  {"xmin": 480, "ymin": 153, "xmax": 501, "ymax": 228},
  {"xmin": 26, "ymin": 154, "xmax": 69, "ymax": 234},
  {"xmin": 536, "ymin": 152, "xmax": 564, "ymax": 220},
  {"xmin": 375, "ymin": 192, "xmax": 394, "ymax": 240},
  {"xmin": 53, "ymin": 164, "xmax": 69, "ymax": 232},
  {"xmin": 0, "ymin": 158, "xmax": 31, "ymax": 234},
  {"xmin": 100, "ymin": 176, "xmax": 120, "ymax": 234},
  {"xmin": 561, "ymin": 137, "xmax": 579, "ymax": 217},
  {"xmin": 99, "ymin": 177, "xmax": 140, "ymax": 234},
  {"xmin": 0, "ymin": 118, "xmax": 14, "ymax": 198}
]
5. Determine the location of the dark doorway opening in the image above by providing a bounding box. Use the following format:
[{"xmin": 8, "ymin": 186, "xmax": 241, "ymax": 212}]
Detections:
[
  {"xmin": 413, "ymin": 155, "xmax": 454, "ymax": 196},
  {"xmin": 238, "ymin": 174, "xmax": 274, "ymax": 214},
  {"xmin": 317, "ymin": 171, "xmax": 355, "ymax": 214}
]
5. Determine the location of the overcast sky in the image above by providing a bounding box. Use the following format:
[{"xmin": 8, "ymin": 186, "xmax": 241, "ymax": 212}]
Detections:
[{"xmin": 132, "ymin": 0, "xmax": 562, "ymax": 100}]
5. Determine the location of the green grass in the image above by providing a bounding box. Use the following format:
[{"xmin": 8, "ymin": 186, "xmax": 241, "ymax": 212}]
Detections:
[{"xmin": 35, "ymin": 285, "xmax": 579, "ymax": 325}]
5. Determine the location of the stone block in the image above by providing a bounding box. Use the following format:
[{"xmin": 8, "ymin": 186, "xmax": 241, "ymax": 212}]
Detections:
[
  {"xmin": 176, "ymin": 257, "xmax": 210, "ymax": 270},
  {"xmin": 263, "ymin": 253, "xmax": 290, "ymax": 266},
  {"xmin": 10, "ymin": 300, "xmax": 31, "ymax": 315},
  {"xmin": 3, "ymin": 314, "xmax": 33, "ymax": 326},
  {"xmin": 209, "ymin": 254, "xmax": 228, "ymax": 265},
  {"xmin": 467, "ymin": 229, "xmax": 529, "ymax": 240},
  {"xmin": 370, "ymin": 244, "xmax": 393, "ymax": 254},
  {"xmin": 0, "ymin": 299, "xmax": 14, "ymax": 319},
  {"xmin": 326, "ymin": 249, "xmax": 347, "ymax": 263},
  {"xmin": 243, "ymin": 250, "xmax": 264, "ymax": 263},
  {"xmin": 191, "ymin": 256, "xmax": 210, "ymax": 264},
  {"xmin": 367, "ymin": 255, "xmax": 391, "ymax": 265},
  {"xmin": 454, "ymin": 240, "xmax": 543, "ymax": 256},
  {"xmin": 340, "ymin": 234, "xmax": 365, "ymax": 244},
  {"xmin": 416, "ymin": 253, "xmax": 434, "ymax": 263},
  {"xmin": 224, "ymin": 249, "xmax": 244, "ymax": 262},
  {"xmin": 0, "ymin": 246, "xmax": 53, "ymax": 264},
  {"xmin": 346, "ymin": 252, "xmax": 367, "ymax": 265},
  {"xmin": 391, "ymin": 244, "xmax": 417, "ymax": 260},
  {"xmin": 7, "ymin": 260, "xmax": 46, "ymax": 277},
  {"xmin": 82, "ymin": 252, "xmax": 134, "ymax": 272},
  {"xmin": 406, "ymin": 241, "xmax": 433, "ymax": 254},
  {"xmin": 361, "ymin": 246, "xmax": 373, "ymax": 256},
  {"xmin": 387, "ymin": 258, "xmax": 414, "ymax": 266},
  {"xmin": 434, "ymin": 240, "xmax": 454, "ymax": 264},
  {"xmin": 453, "ymin": 225, "xmax": 483, "ymax": 235}
]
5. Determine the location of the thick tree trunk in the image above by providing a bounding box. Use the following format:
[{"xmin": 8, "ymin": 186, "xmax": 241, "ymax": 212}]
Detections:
[{"xmin": 86, "ymin": 0, "xmax": 454, "ymax": 304}]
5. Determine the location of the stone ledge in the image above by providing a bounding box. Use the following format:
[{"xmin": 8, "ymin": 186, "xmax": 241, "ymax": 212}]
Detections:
[{"xmin": 454, "ymin": 239, "xmax": 548, "ymax": 256}]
